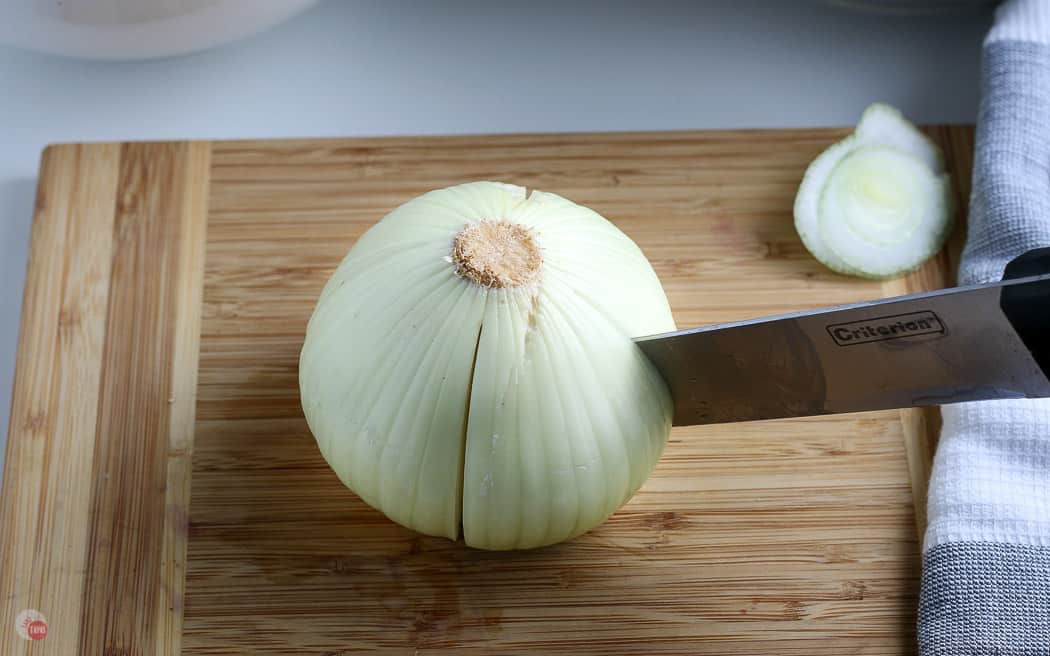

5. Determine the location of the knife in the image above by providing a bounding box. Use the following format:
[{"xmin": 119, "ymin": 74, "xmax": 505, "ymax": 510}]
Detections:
[{"xmin": 635, "ymin": 248, "xmax": 1050, "ymax": 425}]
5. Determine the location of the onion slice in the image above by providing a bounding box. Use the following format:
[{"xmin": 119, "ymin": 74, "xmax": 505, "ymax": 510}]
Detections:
[{"xmin": 794, "ymin": 103, "xmax": 953, "ymax": 279}]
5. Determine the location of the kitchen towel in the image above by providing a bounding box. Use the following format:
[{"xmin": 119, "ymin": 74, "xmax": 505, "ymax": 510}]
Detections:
[{"xmin": 918, "ymin": 0, "xmax": 1050, "ymax": 654}]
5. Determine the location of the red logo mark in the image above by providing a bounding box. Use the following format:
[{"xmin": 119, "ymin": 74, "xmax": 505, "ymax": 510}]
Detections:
[
  {"xmin": 15, "ymin": 609, "xmax": 47, "ymax": 641},
  {"xmin": 27, "ymin": 619, "xmax": 47, "ymax": 640}
]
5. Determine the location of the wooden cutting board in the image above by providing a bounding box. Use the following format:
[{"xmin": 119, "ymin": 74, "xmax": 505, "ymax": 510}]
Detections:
[{"xmin": 0, "ymin": 126, "xmax": 972, "ymax": 655}]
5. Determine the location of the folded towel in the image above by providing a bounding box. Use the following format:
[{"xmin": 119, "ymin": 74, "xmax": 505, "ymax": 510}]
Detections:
[{"xmin": 918, "ymin": 0, "xmax": 1050, "ymax": 653}]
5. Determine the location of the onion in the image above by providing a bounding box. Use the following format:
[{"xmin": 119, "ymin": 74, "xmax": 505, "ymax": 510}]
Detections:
[
  {"xmin": 299, "ymin": 182, "xmax": 675, "ymax": 550},
  {"xmin": 794, "ymin": 103, "xmax": 954, "ymax": 279}
]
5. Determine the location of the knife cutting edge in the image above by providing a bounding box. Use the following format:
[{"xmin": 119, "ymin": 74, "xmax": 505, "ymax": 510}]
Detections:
[{"xmin": 635, "ymin": 248, "xmax": 1050, "ymax": 426}]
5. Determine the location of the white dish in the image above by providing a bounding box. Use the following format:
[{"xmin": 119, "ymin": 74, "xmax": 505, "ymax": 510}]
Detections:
[{"xmin": 0, "ymin": 0, "xmax": 320, "ymax": 60}]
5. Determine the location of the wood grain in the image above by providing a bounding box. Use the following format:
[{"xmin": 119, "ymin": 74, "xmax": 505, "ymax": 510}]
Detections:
[
  {"xmin": 184, "ymin": 127, "xmax": 971, "ymax": 655},
  {"xmin": 155, "ymin": 143, "xmax": 210, "ymax": 656},
  {"xmin": 0, "ymin": 142, "xmax": 210, "ymax": 655},
  {"xmin": 1, "ymin": 127, "xmax": 973, "ymax": 654},
  {"xmin": 0, "ymin": 144, "xmax": 121, "ymax": 655}
]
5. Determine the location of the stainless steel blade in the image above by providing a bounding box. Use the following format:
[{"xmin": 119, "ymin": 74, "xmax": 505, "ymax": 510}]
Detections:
[{"xmin": 635, "ymin": 274, "xmax": 1050, "ymax": 426}]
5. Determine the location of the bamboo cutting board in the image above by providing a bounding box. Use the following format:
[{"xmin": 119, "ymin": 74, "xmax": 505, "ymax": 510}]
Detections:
[{"xmin": 0, "ymin": 126, "xmax": 972, "ymax": 655}]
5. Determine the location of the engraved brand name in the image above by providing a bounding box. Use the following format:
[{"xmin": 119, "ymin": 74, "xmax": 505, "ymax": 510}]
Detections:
[{"xmin": 827, "ymin": 311, "xmax": 944, "ymax": 346}]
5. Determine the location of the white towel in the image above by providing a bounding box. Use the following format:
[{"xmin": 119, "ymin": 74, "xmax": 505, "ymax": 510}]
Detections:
[{"xmin": 918, "ymin": 0, "xmax": 1050, "ymax": 652}]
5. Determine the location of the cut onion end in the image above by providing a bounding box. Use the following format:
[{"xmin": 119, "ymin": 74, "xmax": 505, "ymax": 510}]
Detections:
[
  {"xmin": 819, "ymin": 145, "xmax": 952, "ymax": 279},
  {"xmin": 794, "ymin": 103, "xmax": 953, "ymax": 280}
]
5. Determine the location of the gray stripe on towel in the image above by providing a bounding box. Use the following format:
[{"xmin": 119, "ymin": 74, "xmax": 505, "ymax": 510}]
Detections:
[
  {"xmin": 959, "ymin": 40, "xmax": 1050, "ymax": 286},
  {"xmin": 919, "ymin": 542, "xmax": 1050, "ymax": 655}
]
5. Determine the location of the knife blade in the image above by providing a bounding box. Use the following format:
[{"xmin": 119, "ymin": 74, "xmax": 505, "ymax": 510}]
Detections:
[{"xmin": 635, "ymin": 250, "xmax": 1050, "ymax": 426}]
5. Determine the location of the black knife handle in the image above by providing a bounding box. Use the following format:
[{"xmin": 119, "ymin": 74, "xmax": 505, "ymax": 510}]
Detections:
[{"xmin": 1000, "ymin": 248, "xmax": 1050, "ymax": 379}]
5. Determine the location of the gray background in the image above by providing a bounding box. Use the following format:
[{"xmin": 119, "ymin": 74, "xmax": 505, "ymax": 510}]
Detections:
[{"xmin": 0, "ymin": 0, "xmax": 993, "ymax": 475}]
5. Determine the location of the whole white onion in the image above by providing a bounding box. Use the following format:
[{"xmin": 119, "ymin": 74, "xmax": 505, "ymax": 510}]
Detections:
[{"xmin": 300, "ymin": 182, "xmax": 675, "ymax": 550}]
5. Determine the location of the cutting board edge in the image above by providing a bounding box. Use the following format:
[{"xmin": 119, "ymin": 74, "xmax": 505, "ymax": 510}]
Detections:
[{"xmin": 0, "ymin": 141, "xmax": 211, "ymax": 655}]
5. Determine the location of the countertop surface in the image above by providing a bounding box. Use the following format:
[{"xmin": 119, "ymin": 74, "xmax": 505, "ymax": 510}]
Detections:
[{"xmin": 0, "ymin": 0, "xmax": 991, "ymax": 477}]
